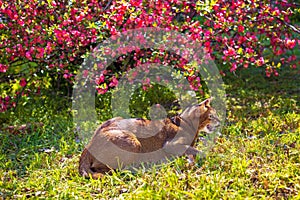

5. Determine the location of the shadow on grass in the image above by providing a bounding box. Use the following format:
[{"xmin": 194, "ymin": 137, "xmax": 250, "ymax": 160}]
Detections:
[
  {"xmin": 222, "ymin": 67, "xmax": 299, "ymax": 137},
  {"xmin": 0, "ymin": 114, "xmax": 78, "ymax": 177}
]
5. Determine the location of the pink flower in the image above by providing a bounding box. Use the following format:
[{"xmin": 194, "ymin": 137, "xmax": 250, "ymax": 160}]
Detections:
[
  {"xmin": 83, "ymin": 70, "xmax": 89, "ymax": 78},
  {"xmin": 96, "ymin": 86, "xmax": 108, "ymax": 94},
  {"xmin": 95, "ymin": 74, "xmax": 105, "ymax": 85},
  {"xmin": 109, "ymin": 77, "xmax": 118, "ymax": 87},
  {"xmin": 36, "ymin": 47, "xmax": 45, "ymax": 59},
  {"xmin": 0, "ymin": 64, "xmax": 8, "ymax": 72},
  {"xmin": 25, "ymin": 51, "xmax": 32, "ymax": 60},
  {"xmin": 1, "ymin": 103, "xmax": 7, "ymax": 112},
  {"xmin": 265, "ymin": 68, "xmax": 272, "ymax": 77},
  {"xmin": 287, "ymin": 55, "xmax": 296, "ymax": 62},
  {"xmin": 142, "ymin": 85, "xmax": 148, "ymax": 91},
  {"xmin": 285, "ymin": 39, "xmax": 296, "ymax": 49},
  {"xmin": 256, "ymin": 57, "xmax": 265, "ymax": 67},
  {"xmin": 156, "ymin": 76, "xmax": 161, "ymax": 82},
  {"xmin": 142, "ymin": 78, "xmax": 150, "ymax": 85},
  {"xmin": 63, "ymin": 74, "xmax": 69, "ymax": 79},
  {"xmin": 245, "ymin": 48, "xmax": 254, "ymax": 54},
  {"xmin": 127, "ymin": 70, "xmax": 138, "ymax": 83},
  {"xmin": 230, "ymin": 63, "xmax": 237, "ymax": 72},
  {"xmin": 18, "ymin": 20, "xmax": 24, "ymax": 26}
]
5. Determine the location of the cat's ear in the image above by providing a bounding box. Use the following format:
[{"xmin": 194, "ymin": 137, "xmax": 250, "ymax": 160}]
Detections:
[
  {"xmin": 205, "ymin": 97, "xmax": 213, "ymax": 106},
  {"xmin": 200, "ymin": 97, "xmax": 213, "ymax": 107}
]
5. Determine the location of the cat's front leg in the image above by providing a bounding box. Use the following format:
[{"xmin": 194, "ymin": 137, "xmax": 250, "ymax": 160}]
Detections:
[{"xmin": 184, "ymin": 146, "xmax": 200, "ymax": 156}]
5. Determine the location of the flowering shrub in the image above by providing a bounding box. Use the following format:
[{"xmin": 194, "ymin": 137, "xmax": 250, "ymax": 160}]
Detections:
[{"xmin": 0, "ymin": 0, "xmax": 299, "ymax": 112}]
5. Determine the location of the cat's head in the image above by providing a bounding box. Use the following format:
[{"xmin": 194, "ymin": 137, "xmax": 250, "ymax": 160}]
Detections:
[{"xmin": 180, "ymin": 98, "xmax": 220, "ymax": 134}]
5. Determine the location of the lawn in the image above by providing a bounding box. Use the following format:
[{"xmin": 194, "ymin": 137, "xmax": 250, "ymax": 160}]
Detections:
[{"xmin": 0, "ymin": 67, "xmax": 299, "ymax": 199}]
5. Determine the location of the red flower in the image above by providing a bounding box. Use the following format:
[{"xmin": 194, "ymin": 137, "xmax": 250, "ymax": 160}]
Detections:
[
  {"xmin": 224, "ymin": 47, "xmax": 236, "ymax": 56},
  {"xmin": 130, "ymin": 0, "xmax": 142, "ymax": 6},
  {"xmin": 20, "ymin": 78, "xmax": 27, "ymax": 87},
  {"xmin": 237, "ymin": 25, "xmax": 244, "ymax": 33}
]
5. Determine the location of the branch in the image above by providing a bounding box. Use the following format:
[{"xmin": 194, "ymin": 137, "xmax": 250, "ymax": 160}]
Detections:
[
  {"xmin": 276, "ymin": 17, "xmax": 300, "ymax": 35},
  {"xmin": 103, "ymin": 0, "xmax": 112, "ymax": 11},
  {"xmin": 9, "ymin": 59, "xmax": 32, "ymax": 67},
  {"xmin": 289, "ymin": 2, "xmax": 300, "ymax": 7}
]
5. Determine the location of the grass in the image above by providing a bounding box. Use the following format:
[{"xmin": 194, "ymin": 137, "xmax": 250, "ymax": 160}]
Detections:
[{"xmin": 0, "ymin": 67, "xmax": 300, "ymax": 199}]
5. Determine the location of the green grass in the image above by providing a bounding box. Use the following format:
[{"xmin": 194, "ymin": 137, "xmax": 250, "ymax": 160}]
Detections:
[{"xmin": 0, "ymin": 67, "xmax": 299, "ymax": 199}]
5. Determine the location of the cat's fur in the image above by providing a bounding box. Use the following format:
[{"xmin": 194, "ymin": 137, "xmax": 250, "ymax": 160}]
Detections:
[{"xmin": 79, "ymin": 98, "xmax": 220, "ymax": 179}]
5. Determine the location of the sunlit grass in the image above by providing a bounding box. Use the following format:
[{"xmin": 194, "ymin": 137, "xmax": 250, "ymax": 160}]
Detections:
[{"xmin": 0, "ymin": 67, "xmax": 299, "ymax": 199}]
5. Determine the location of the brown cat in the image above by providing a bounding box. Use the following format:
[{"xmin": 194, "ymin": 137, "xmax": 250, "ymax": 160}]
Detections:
[{"xmin": 79, "ymin": 98, "xmax": 220, "ymax": 179}]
